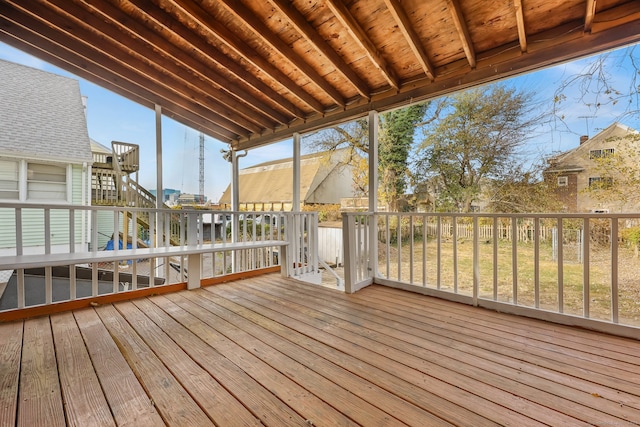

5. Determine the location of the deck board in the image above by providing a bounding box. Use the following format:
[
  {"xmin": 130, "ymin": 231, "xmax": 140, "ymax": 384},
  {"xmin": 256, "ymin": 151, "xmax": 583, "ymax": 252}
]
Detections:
[
  {"xmin": 19, "ymin": 317, "xmax": 65, "ymax": 427},
  {"xmin": 50, "ymin": 312, "xmax": 114, "ymax": 427},
  {"xmin": 73, "ymin": 308, "xmax": 164, "ymax": 427},
  {"xmin": 0, "ymin": 321, "xmax": 22, "ymax": 426},
  {"xmin": 94, "ymin": 304, "xmax": 215, "ymax": 426},
  {"xmin": 4, "ymin": 273, "xmax": 640, "ymax": 426}
]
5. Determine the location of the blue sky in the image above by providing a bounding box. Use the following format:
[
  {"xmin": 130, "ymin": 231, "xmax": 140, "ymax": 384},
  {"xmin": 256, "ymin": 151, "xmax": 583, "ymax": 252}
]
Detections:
[{"xmin": 1, "ymin": 41, "xmax": 638, "ymax": 202}]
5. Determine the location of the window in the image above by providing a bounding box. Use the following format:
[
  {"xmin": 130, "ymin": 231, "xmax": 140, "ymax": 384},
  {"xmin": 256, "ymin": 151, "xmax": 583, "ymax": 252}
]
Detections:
[
  {"xmin": 0, "ymin": 159, "xmax": 19, "ymax": 200},
  {"xmin": 589, "ymin": 177, "xmax": 613, "ymax": 189},
  {"xmin": 557, "ymin": 176, "xmax": 568, "ymax": 186},
  {"xmin": 589, "ymin": 148, "xmax": 615, "ymax": 159},
  {"xmin": 27, "ymin": 163, "xmax": 67, "ymax": 201}
]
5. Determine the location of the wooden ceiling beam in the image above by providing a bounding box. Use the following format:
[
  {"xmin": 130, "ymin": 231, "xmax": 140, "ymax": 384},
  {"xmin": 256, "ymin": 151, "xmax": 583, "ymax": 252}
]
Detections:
[
  {"xmin": 270, "ymin": 0, "xmax": 371, "ymax": 99},
  {"xmin": 237, "ymin": 17, "xmax": 640, "ymax": 149},
  {"xmin": 514, "ymin": 0, "xmax": 527, "ymax": 52},
  {"xmin": 382, "ymin": 0, "xmax": 435, "ymax": 80},
  {"xmin": 446, "ymin": 0, "xmax": 476, "ymax": 68},
  {"xmin": 325, "ymin": 0, "xmax": 400, "ymax": 90},
  {"xmin": 35, "ymin": 0, "xmax": 262, "ymax": 136},
  {"xmin": 216, "ymin": 0, "xmax": 346, "ymax": 108},
  {"xmin": 163, "ymin": 0, "xmax": 325, "ymax": 114},
  {"xmin": 0, "ymin": 23, "xmax": 237, "ymax": 143},
  {"xmin": 585, "ymin": 0, "xmax": 597, "ymax": 33},
  {"xmin": 0, "ymin": 2, "xmax": 248, "ymax": 139},
  {"xmin": 81, "ymin": 0, "xmax": 285, "ymax": 129},
  {"xmin": 127, "ymin": 0, "xmax": 304, "ymax": 121}
]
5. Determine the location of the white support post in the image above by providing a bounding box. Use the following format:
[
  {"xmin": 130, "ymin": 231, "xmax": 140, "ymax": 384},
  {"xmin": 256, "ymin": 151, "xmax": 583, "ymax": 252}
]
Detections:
[
  {"xmin": 187, "ymin": 211, "xmax": 201, "ymax": 290},
  {"xmin": 293, "ymin": 132, "xmax": 301, "ymax": 212},
  {"xmin": 343, "ymin": 213, "xmax": 357, "ymax": 293},
  {"xmin": 230, "ymin": 150, "xmax": 240, "ymax": 272},
  {"xmin": 155, "ymin": 104, "xmax": 164, "ymax": 249},
  {"xmin": 368, "ymin": 111, "xmax": 379, "ymax": 279}
]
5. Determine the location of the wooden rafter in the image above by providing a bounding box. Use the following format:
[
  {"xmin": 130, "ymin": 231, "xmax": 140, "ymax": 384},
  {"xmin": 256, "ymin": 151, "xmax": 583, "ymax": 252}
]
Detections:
[
  {"xmin": 0, "ymin": 21, "xmax": 236, "ymax": 143},
  {"xmin": 325, "ymin": 0, "xmax": 400, "ymax": 90},
  {"xmin": 77, "ymin": 1, "xmax": 284, "ymax": 131},
  {"xmin": 163, "ymin": 0, "xmax": 325, "ymax": 114},
  {"xmin": 1, "ymin": 1, "xmax": 250, "ymax": 139},
  {"xmin": 585, "ymin": 0, "xmax": 597, "ymax": 33},
  {"xmin": 270, "ymin": 0, "xmax": 371, "ymax": 99},
  {"xmin": 127, "ymin": 0, "xmax": 304, "ymax": 121},
  {"xmin": 32, "ymin": 0, "xmax": 262, "ymax": 135},
  {"xmin": 217, "ymin": 0, "xmax": 346, "ymax": 108},
  {"xmin": 514, "ymin": 0, "xmax": 527, "ymax": 52},
  {"xmin": 446, "ymin": 0, "xmax": 476, "ymax": 68},
  {"xmin": 383, "ymin": 0, "xmax": 435, "ymax": 81}
]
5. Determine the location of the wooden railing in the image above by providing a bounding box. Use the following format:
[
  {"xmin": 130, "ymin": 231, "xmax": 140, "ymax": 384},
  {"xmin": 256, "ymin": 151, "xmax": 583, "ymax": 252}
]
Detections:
[
  {"xmin": 343, "ymin": 211, "xmax": 640, "ymax": 339},
  {"xmin": 0, "ymin": 204, "xmax": 316, "ymax": 317}
]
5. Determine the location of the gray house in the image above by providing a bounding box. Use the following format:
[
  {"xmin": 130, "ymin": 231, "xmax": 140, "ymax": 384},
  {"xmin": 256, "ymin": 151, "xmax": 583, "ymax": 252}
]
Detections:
[{"xmin": 0, "ymin": 60, "xmax": 93, "ymax": 255}]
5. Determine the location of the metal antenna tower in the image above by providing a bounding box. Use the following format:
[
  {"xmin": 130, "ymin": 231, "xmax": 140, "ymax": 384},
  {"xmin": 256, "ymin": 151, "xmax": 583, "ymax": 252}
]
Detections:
[{"xmin": 199, "ymin": 132, "xmax": 205, "ymax": 202}]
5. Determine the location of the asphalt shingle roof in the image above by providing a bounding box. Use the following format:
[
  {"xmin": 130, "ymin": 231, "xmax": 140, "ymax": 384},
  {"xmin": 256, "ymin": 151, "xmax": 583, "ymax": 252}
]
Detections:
[{"xmin": 0, "ymin": 59, "xmax": 92, "ymax": 163}]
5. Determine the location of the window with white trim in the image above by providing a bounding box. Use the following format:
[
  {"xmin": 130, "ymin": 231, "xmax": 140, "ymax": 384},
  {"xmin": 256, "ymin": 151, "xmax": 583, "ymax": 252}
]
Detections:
[
  {"xmin": 27, "ymin": 162, "xmax": 67, "ymax": 201},
  {"xmin": 589, "ymin": 148, "xmax": 615, "ymax": 159},
  {"xmin": 557, "ymin": 176, "xmax": 568, "ymax": 186},
  {"xmin": 0, "ymin": 159, "xmax": 19, "ymax": 200}
]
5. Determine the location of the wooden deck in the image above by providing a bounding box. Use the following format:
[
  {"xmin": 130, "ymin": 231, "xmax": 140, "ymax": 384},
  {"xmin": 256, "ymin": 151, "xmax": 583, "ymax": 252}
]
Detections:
[{"xmin": 2, "ymin": 274, "xmax": 640, "ymax": 426}]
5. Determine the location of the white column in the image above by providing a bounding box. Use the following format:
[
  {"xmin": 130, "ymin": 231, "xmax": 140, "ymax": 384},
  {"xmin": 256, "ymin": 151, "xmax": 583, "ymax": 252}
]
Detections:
[
  {"xmin": 292, "ymin": 133, "xmax": 301, "ymax": 211},
  {"xmin": 368, "ymin": 111, "xmax": 378, "ymax": 212},
  {"xmin": 154, "ymin": 105, "xmax": 164, "ymax": 249},
  {"xmin": 368, "ymin": 110, "xmax": 379, "ymax": 279}
]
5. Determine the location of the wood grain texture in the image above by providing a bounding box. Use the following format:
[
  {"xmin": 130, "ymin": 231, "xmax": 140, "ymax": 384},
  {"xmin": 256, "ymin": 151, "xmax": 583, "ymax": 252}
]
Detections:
[
  {"xmin": 94, "ymin": 304, "xmax": 215, "ymax": 427},
  {"xmin": 50, "ymin": 312, "xmax": 115, "ymax": 427},
  {"xmin": 114, "ymin": 300, "xmax": 262, "ymax": 426},
  {"xmin": 0, "ymin": 321, "xmax": 22, "ymax": 426},
  {"xmin": 73, "ymin": 308, "xmax": 164, "ymax": 427},
  {"xmin": 18, "ymin": 317, "xmax": 65, "ymax": 427},
  {"xmin": 3, "ymin": 274, "xmax": 640, "ymax": 426}
]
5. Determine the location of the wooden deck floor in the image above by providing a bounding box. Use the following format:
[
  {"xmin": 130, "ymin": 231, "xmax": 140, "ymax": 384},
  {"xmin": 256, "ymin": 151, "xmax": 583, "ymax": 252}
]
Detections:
[{"xmin": 2, "ymin": 274, "xmax": 640, "ymax": 426}]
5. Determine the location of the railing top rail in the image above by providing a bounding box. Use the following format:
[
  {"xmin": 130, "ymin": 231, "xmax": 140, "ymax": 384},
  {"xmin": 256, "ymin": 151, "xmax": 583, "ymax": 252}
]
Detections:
[{"xmin": 344, "ymin": 211, "xmax": 640, "ymax": 219}]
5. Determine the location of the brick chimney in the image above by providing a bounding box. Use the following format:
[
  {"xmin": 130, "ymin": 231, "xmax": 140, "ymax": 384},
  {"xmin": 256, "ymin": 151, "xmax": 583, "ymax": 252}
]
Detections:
[{"xmin": 580, "ymin": 135, "xmax": 589, "ymax": 145}]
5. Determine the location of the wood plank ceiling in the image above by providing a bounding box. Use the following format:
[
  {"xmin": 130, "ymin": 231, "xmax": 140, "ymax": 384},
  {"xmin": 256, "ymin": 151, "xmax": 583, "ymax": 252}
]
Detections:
[{"xmin": 1, "ymin": 0, "xmax": 639, "ymax": 150}]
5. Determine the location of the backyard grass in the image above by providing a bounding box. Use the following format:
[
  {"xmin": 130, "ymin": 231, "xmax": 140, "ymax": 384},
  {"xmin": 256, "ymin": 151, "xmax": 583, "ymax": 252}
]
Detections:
[{"xmin": 378, "ymin": 237, "xmax": 640, "ymax": 327}]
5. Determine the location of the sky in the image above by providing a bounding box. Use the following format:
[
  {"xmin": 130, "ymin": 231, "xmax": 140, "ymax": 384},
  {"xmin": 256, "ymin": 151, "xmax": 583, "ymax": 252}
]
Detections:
[{"xmin": 1, "ymin": 41, "xmax": 638, "ymax": 202}]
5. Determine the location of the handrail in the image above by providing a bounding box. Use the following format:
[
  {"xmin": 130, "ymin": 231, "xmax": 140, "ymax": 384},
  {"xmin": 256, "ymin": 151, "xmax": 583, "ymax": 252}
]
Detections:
[
  {"xmin": 342, "ymin": 211, "xmax": 640, "ymax": 338},
  {"xmin": 0, "ymin": 204, "xmax": 307, "ymax": 314}
]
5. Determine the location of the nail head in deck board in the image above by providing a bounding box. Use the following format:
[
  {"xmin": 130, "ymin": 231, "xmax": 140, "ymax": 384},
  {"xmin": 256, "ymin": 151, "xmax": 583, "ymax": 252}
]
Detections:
[
  {"xmin": 50, "ymin": 312, "xmax": 115, "ymax": 427},
  {"xmin": 73, "ymin": 308, "xmax": 164, "ymax": 427},
  {"xmin": 185, "ymin": 288, "xmax": 454, "ymax": 427},
  {"xmin": 158, "ymin": 293, "xmax": 364, "ymax": 427},
  {"xmin": 0, "ymin": 321, "xmax": 22, "ymax": 426},
  {"xmin": 139, "ymin": 295, "xmax": 311, "ymax": 427},
  {"xmin": 18, "ymin": 317, "xmax": 65, "ymax": 427},
  {"xmin": 112, "ymin": 300, "xmax": 263, "ymax": 427},
  {"xmin": 93, "ymin": 304, "xmax": 215, "ymax": 427}
]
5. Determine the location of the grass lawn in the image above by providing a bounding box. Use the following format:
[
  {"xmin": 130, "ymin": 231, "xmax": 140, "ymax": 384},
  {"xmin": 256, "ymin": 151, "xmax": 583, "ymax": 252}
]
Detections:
[{"xmin": 378, "ymin": 237, "xmax": 640, "ymax": 326}]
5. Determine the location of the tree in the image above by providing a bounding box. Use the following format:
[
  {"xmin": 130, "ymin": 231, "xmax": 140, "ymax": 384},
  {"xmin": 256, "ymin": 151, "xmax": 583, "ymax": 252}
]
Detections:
[
  {"xmin": 378, "ymin": 104, "xmax": 428, "ymax": 210},
  {"xmin": 414, "ymin": 84, "xmax": 543, "ymax": 212},
  {"xmin": 484, "ymin": 162, "xmax": 563, "ymax": 213},
  {"xmin": 305, "ymin": 103, "xmax": 433, "ymax": 209},
  {"xmin": 582, "ymin": 133, "xmax": 640, "ymax": 211},
  {"xmin": 552, "ymin": 45, "xmax": 640, "ymax": 132}
]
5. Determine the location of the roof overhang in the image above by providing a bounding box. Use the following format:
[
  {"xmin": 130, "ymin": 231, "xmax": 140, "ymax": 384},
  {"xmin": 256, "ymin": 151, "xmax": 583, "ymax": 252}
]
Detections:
[{"xmin": 1, "ymin": 0, "xmax": 639, "ymax": 150}]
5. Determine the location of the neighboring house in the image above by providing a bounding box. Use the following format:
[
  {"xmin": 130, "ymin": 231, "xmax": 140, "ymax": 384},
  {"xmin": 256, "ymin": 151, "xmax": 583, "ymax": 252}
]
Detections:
[
  {"xmin": 0, "ymin": 60, "xmax": 93, "ymax": 255},
  {"xmin": 544, "ymin": 122, "xmax": 640, "ymax": 213},
  {"xmin": 219, "ymin": 149, "xmax": 358, "ymax": 210}
]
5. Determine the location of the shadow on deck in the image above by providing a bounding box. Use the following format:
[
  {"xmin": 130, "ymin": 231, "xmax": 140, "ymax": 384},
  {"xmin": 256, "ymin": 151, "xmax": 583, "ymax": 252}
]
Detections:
[{"xmin": 1, "ymin": 273, "xmax": 639, "ymax": 426}]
